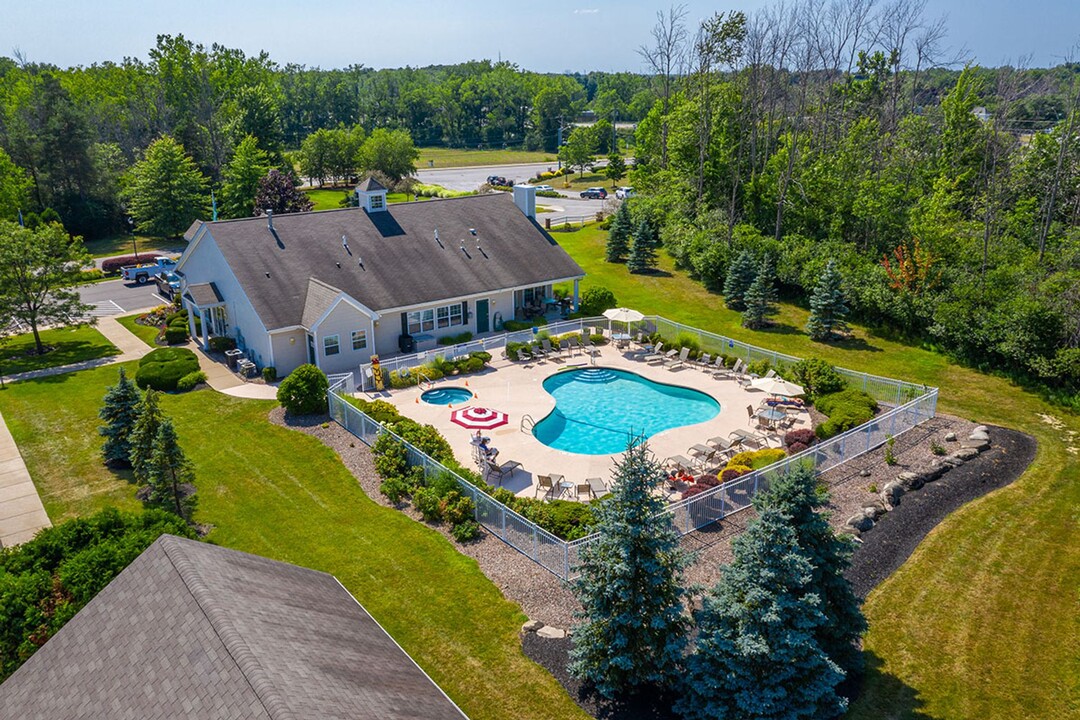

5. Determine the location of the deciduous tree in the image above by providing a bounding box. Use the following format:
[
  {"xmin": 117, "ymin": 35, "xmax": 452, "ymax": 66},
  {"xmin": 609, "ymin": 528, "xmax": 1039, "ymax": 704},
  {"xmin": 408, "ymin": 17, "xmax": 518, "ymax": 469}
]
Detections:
[
  {"xmin": 355, "ymin": 128, "xmax": 418, "ymax": 184},
  {"xmin": 253, "ymin": 169, "xmax": 314, "ymax": 215},
  {"xmin": 604, "ymin": 153, "xmax": 627, "ymax": 188}
]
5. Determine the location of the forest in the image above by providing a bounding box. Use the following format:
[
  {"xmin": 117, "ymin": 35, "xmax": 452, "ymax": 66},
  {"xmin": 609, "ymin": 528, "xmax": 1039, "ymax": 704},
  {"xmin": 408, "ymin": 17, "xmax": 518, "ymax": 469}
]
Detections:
[{"xmin": 0, "ymin": 0, "xmax": 1079, "ymax": 404}]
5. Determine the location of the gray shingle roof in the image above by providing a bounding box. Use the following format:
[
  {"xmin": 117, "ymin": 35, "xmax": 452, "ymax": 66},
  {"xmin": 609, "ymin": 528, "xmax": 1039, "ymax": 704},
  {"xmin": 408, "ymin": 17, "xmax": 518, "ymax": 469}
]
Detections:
[
  {"xmin": 0, "ymin": 535, "xmax": 468, "ymax": 720},
  {"xmin": 185, "ymin": 281, "xmax": 223, "ymax": 306},
  {"xmin": 301, "ymin": 277, "xmax": 343, "ymax": 328},
  {"xmin": 193, "ymin": 193, "xmax": 585, "ymax": 330},
  {"xmin": 356, "ymin": 175, "xmax": 386, "ymax": 192}
]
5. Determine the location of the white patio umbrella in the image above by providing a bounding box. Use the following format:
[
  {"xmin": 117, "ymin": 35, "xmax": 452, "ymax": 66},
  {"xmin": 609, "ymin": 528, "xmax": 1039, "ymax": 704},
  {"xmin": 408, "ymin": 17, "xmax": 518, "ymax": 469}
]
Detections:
[
  {"xmin": 749, "ymin": 377, "xmax": 805, "ymax": 397},
  {"xmin": 603, "ymin": 307, "xmax": 645, "ymax": 336}
]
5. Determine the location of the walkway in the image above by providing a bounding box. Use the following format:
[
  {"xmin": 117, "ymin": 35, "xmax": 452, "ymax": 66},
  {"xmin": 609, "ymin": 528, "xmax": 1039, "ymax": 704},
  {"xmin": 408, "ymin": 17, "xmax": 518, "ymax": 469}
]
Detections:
[
  {"xmin": 0, "ymin": 409, "xmax": 51, "ymax": 547},
  {"xmin": 7, "ymin": 313, "xmax": 156, "ymax": 384}
]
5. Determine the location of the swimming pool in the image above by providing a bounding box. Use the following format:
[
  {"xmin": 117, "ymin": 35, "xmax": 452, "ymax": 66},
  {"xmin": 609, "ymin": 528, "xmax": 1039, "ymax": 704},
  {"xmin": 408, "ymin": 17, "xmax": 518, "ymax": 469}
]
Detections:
[
  {"xmin": 420, "ymin": 386, "xmax": 474, "ymax": 405},
  {"xmin": 532, "ymin": 368, "xmax": 720, "ymax": 455}
]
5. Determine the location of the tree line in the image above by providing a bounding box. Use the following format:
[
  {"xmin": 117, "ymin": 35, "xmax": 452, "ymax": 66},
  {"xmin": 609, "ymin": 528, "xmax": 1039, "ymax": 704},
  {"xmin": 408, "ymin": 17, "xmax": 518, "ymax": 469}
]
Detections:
[{"xmin": 621, "ymin": 1, "xmax": 1080, "ymax": 403}]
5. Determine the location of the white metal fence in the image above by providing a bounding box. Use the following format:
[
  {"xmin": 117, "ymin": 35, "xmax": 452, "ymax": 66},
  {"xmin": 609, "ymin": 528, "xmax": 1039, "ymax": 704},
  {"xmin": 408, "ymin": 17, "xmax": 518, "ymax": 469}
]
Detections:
[{"xmin": 342, "ymin": 317, "xmax": 938, "ymax": 579}]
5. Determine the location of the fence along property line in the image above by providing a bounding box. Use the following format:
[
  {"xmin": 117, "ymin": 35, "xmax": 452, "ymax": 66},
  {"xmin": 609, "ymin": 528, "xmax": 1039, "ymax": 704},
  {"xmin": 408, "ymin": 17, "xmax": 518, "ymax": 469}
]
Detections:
[{"xmin": 343, "ymin": 316, "xmax": 938, "ymax": 580}]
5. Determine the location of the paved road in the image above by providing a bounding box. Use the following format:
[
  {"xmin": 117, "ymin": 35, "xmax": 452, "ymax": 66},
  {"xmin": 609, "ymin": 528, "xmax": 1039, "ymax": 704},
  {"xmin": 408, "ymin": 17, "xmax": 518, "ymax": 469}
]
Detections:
[
  {"xmin": 417, "ymin": 162, "xmax": 617, "ymax": 223},
  {"xmin": 78, "ymin": 279, "xmax": 170, "ymax": 318}
]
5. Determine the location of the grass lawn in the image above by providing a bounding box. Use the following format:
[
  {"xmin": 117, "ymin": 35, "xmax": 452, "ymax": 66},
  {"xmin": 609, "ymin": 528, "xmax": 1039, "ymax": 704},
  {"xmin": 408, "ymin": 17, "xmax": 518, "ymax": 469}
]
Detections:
[
  {"xmin": 116, "ymin": 314, "xmax": 160, "ymax": 347},
  {"xmin": 1, "ymin": 326, "xmax": 119, "ymax": 376},
  {"xmin": 0, "ymin": 366, "xmax": 589, "ymax": 720},
  {"xmin": 83, "ymin": 235, "xmax": 187, "ymax": 259},
  {"xmin": 540, "ymin": 171, "xmax": 622, "ymax": 193},
  {"xmin": 554, "ymin": 225, "xmax": 1079, "ymax": 720},
  {"xmin": 418, "ymin": 146, "xmax": 555, "ymax": 168},
  {"xmin": 305, "ymin": 187, "xmax": 435, "ymax": 211}
]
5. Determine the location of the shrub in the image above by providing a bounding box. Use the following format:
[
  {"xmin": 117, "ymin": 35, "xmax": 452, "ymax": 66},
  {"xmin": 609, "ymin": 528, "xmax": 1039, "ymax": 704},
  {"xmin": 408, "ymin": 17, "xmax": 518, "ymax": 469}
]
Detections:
[
  {"xmin": 815, "ymin": 389, "xmax": 878, "ymax": 439},
  {"xmin": 74, "ymin": 268, "xmax": 105, "ymax": 284},
  {"xmin": 536, "ymin": 190, "xmax": 561, "ymax": 198},
  {"xmin": 697, "ymin": 474, "xmax": 720, "ymax": 487},
  {"xmin": 784, "ymin": 428, "xmax": 817, "ymax": 448},
  {"xmin": 931, "ymin": 439, "xmax": 947, "ymax": 455},
  {"xmin": 503, "ymin": 318, "xmax": 547, "ymax": 332},
  {"xmin": 440, "ymin": 492, "xmax": 475, "ymax": 526},
  {"xmin": 373, "ymin": 432, "xmax": 409, "ymax": 479},
  {"xmin": 721, "ymin": 467, "xmax": 750, "ymax": 482},
  {"xmin": 788, "ymin": 441, "xmax": 810, "ymax": 455},
  {"xmin": 176, "ymin": 370, "xmax": 206, "ymax": 392},
  {"xmin": 276, "ymin": 364, "xmax": 329, "ymax": 415},
  {"xmin": 163, "ymin": 326, "xmax": 188, "ymax": 344},
  {"xmin": 579, "ymin": 286, "xmax": 617, "ymax": 316},
  {"xmin": 413, "ymin": 487, "xmax": 442, "ymax": 521},
  {"xmin": 683, "ymin": 483, "xmax": 712, "ymax": 498},
  {"xmin": 726, "ymin": 448, "xmax": 787, "ymax": 471},
  {"xmin": 134, "ymin": 347, "xmax": 200, "ymax": 391},
  {"xmin": 884, "ymin": 435, "xmax": 897, "ymax": 465},
  {"xmin": 379, "ymin": 475, "xmax": 411, "ymax": 503},
  {"xmin": 746, "ymin": 359, "xmax": 772, "ymax": 377},
  {"xmin": 438, "ymin": 331, "xmax": 473, "ymax": 346},
  {"xmin": 262, "ymin": 366, "xmax": 277, "ymax": 382},
  {"xmin": 208, "ymin": 336, "xmax": 236, "ymax": 352},
  {"xmin": 451, "ymin": 519, "xmax": 481, "ymax": 542},
  {"xmin": 469, "ymin": 350, "xmax": 492, "ymax": 364},
  {"xmin": 101, "ymin": 255, "xmax": 143, "ymax": 274},
  {"xmin": 464, "ymin": 356, "xmax": 484, "ymax": 373},
  {"xmin": 787, "ymin": 358, "xmax": 847, "ymax": 402}
]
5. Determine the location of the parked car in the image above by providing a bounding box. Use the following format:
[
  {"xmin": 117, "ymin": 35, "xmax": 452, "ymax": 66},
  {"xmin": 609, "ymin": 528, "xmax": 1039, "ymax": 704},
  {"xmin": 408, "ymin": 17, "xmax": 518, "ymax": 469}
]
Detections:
[
  {"xmin": 580, "ymin": 187, "xmax": 608, "ymax": 199},
  {"xmin": 615, "ymin": 186, "xmax": 635, "ymax": 200},
  {"xmin": 486, "ymin": 175, "xmax": 513, "ymax": 187},
  {"xmin": 121, "ymin": 256, "xmax": 177, "ymax": 284},
  {"xmin": 534, "ymin": 184, "xmax": 555, "ymax": 192},
  {"xmin": 155, "ymin": 271, "xmax": 181, "ymax": 297}
]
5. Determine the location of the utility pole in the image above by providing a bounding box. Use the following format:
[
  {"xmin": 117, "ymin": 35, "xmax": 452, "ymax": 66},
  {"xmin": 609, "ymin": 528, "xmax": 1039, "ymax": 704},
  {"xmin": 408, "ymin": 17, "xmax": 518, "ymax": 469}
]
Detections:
[
  {"xmin": 612, "ymin": 110, "xmax": 618, "ymax": 154},
  {"xmin": 557, "ymin": 115, "xmax": 564, "ymax": 170}
]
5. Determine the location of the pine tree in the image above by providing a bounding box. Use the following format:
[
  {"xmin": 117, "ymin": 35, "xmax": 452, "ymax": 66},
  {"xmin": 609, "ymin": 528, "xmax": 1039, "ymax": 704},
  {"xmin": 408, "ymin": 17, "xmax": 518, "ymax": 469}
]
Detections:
[
  {"xmin": 219, "ymin": 135, "xmax": 271, "ymax": 219},
  {"xmin": 122, "ymin": 135, "xmax": 209, "ymax": 237},
  {"xmin": 570, "ymin": 437, "xmax": 690, "ymax": 699},
  {"xmin": 98, "ymin": 368, "xmax": 142, "ymax": 467},
  {"xmin": 723, "ymin": 250, "xmax": 757, "ymax": 310},
  {"xmin": 677, "ymin": 508, "xmax": 847, "ymax": 720},
  {"xmin": 627, "ymin": 218, "xmax": 658, "ymax": 274},
  {"xmin": 145, "ymin": 419, "xmax": 198, "ymax": 524},
  {"xmin": 806, "ymin": 259, "xmax": 850, "ymax": 341},
  {"xmin": 128, "ymin": 389, "xmax": 164, "ymax": 485},
  {"xmin": 606, "ymin": 201, "xmax": 633, "ymax": 262},
  {"xmin": 742, "ymin": 256, "xmax": 778, "ymax": 329},
  {"xmin": 754, "ymin": 463, "xmax": 866, "ymax": 675}
]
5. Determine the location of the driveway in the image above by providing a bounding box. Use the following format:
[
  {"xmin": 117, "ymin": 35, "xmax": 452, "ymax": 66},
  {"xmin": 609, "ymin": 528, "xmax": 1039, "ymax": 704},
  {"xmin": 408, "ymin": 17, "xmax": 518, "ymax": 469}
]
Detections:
[{"xmin": 78, "ymin": 279, "xmax": 170, "ymax": 318}]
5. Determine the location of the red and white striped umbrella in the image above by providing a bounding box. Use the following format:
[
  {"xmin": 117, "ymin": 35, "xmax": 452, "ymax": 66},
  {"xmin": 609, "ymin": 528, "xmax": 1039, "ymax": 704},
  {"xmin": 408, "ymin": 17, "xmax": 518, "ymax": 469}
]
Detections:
[{"xmin": 450, "ymin": 406, "xmax": 509, "ymax": 430}]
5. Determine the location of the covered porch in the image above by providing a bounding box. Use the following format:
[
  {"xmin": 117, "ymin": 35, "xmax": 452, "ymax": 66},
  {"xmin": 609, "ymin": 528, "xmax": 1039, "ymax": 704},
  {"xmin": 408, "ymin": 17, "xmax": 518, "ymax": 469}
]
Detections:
[
  {"xmin": 183, "ymin": 282, "xmax": 228, "ymax": 349},
  {"xmin": 514, "ymin": 279, "xmax": 579, "ymax": 322}
]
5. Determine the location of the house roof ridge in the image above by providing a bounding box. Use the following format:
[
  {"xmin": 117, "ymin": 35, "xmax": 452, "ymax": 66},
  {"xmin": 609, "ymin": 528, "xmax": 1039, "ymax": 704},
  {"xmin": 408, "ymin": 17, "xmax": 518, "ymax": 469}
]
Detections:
[{"xmin": 158, "ymin": 535, "xmax": 296, "ymax": 720}]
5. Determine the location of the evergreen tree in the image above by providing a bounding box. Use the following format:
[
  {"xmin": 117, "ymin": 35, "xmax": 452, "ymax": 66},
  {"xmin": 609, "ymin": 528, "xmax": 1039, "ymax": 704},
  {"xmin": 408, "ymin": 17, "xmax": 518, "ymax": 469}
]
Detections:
[
  {"xmin": 742, "ymin": 256, "xmax": 778, "ymax": 329},
  {"xmin": 570, "ymin": 437, "xmax": 690, "ymax": 699},
  {"xmin": 806, "ymin": 259, "xmax": 850, "ymax": 341},
  {"xmin": 627, "ymin": 217, "xmax": 659, "ymax": 274},
  {"xmin": 754, "ymin": 463, "xmax": 866, "ymax": 675},
  {"xmin": 677, "ymin": 508, "xmax": 847, "ymax": 720},
  {"xmin": 606, "ymin": 201, "xmax": 632, "ymax": 262},
  {"xmin": 98, "ymin": 368, "xmax": 142, "ymax": 468},
  {"xmin": 253, "ymin": 169, "xmax": 314, "ymax": 215},
  {"xmin": 122, "ymin": 135, "xmax": 209, "ymax": 237},
  {"xmin": 145, "ymin": 419, "xmax": 197, "ymax": 524},
  {"xmin": 128, "ymin": 389, "xmax": 164, "ymax": 485},
  {"xmin": 603, "ymin": 152, "xmax": 627, "ymax": 187},
  {"xmin": 219, "ymin": 135, "xmax": 271, "ymax": 219},
  {"xmin": 723, "ymin": 250, "xmax": 757, "ymax": 310}
]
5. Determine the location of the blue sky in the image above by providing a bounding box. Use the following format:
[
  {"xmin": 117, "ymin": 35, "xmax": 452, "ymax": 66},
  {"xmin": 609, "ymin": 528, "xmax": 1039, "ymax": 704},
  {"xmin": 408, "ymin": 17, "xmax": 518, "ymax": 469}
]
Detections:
[{"xmin": 3, "ymin": 0, "xmax": 1078, "ymax": 72}]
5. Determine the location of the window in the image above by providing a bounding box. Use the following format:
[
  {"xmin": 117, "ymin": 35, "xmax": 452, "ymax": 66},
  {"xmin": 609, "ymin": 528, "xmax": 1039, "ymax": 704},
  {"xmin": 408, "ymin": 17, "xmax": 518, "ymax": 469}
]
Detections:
[
  {"xmin": 323, "ymin": 334, "xmax": 340, "ymax": 356},
  {"xmin": 370, "ymin": 193, "xmax": 384, "ymax": 210},
  {"xmin": 351, "ymin": 330, "xmax": 367, "ymax": 350},
  {"xmin": 408, "ymin": 304, "xmax": 462, "ymax": 333}
]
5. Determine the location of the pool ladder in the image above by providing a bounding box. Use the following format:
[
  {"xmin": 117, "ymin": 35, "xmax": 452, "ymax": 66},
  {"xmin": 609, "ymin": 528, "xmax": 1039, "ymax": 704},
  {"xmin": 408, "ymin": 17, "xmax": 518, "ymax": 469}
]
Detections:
[
  {"xmin": 417, "ymin": 371, "xmax": 434, "ymax": 390},
  {"xmin": 520, "ymin": 414, "xmax": 535, "ymax": 434}
]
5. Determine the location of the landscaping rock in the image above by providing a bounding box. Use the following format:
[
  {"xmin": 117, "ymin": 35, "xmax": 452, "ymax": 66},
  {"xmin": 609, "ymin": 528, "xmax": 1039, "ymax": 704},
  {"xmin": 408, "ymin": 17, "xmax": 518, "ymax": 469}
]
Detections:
[
  {"xmin": 961, "ymin": 439, "xmax": 990, "ymax": 451},
  {"xmin": 881, "ymin": 481, "xmax": 905, "ymax": 508},
  {"xmin": 944, "ymin": 432, "xmax": 957, "ymax": 442},
  {"xmin": 897, "ymin": 472, "xmax": 923, "ymax": 491},
  {"xmin": 973, "ymin": 425, "xmax": 989, "ymax": 434},
  {"xmin": 954, "ymin": 447, "xmax": 981, "ymax": 461},
  {"xmin": 536, "ymin": 626, "xmax": 567, "ymax": 640},
  {"xmin": 942, "ymin": 455, "xmax": 966, "ymax": 467},
  {"xmin": 847, "ymin": 514, "xmax": 874, "ymax": 532},
  {"xmin": 862, "ymin": 505, "xmax": 885, "ymax": 520},
  {"xmin": 522, "ymin": 620, "xmax": 544, "ymax": 633},
  {"xmin": 859, "ymin": 469, "xmax": 872, "ymax": 478}
]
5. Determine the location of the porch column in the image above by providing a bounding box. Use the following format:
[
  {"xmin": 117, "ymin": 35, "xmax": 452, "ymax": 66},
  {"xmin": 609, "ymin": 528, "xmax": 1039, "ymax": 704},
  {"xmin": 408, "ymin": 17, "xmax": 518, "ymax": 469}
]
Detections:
[
  {"xmin": 572, "ymin": 278, "xmax": 580, "ymax": 311},
  {"xmin": 186, "ymin": 299, "xmax": 196, "ymax": 342},
  {"xmin": 201, "ymin": 309, "xmax": 209, "ymax": 348}
]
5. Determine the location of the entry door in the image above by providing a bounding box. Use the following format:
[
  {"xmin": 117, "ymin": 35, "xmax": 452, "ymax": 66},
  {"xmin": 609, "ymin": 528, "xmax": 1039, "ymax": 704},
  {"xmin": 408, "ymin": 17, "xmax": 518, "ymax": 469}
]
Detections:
[
  {"xmin": 475, "ymin": 300, "xmax": 489, "ymax": 334},
  {"xmin": 307, "ymin": 334, "xmax": 316, "ymax": 365}
]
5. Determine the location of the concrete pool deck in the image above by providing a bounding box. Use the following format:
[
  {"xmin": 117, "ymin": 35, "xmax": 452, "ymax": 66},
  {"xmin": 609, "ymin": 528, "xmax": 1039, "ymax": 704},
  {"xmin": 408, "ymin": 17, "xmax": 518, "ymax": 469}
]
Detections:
[{"xmin": 369, "ymin": 343, "xmax": 812, "ymax": 499}]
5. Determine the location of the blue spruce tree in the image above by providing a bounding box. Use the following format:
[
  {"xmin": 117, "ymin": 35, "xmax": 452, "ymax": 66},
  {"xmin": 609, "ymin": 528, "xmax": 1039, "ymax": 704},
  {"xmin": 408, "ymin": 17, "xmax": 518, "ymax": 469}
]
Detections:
[
  {"xmin": 741, "ymin": 256, "xmax": 778, "ymax": 329},
  {"xmin": 677, "ymin": 508, "xmax": 846, "ymax": 720},
  {"xmin": 723, "ymin": 250, "xmax": 757, "ymax": 310},
  {"xmin": 98, "ymin": 368, "xmax": 142, "ymax": 467},
  {"xmin": 570, "ymin": 437, "xmax": 690, "ymax": 699},
  {"xmin": 627, "ymin": 218, "xmax": 659, "ymax": 274},
  {"xmin": 806, "ymin": 259, "xmax": 850, "ymax": 341},
  {"xmin": 754, "ymin": 463, "xmax": 866, "ymax": 675},
  {"xmin": 606, "ymin": 201, "xmax": 633, "ymax": 262}
]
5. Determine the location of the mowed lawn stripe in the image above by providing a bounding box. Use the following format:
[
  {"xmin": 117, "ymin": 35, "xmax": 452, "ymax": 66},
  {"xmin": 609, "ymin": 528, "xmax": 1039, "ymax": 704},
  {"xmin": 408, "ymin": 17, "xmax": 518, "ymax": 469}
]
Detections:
[{"xmin": 0, "ymin": 365, "xmax": 589, "ymax": 720}]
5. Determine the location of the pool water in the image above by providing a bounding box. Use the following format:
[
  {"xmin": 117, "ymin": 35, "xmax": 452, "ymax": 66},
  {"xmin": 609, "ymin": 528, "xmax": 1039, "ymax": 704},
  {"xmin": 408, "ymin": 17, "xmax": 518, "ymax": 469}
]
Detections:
[
  {"xmin": 421, "ymin": 387, "xmax": 474, "ymax": 405},
  {"xmin": 533, "ymin": 368, "xmax": 720, "ymax": 455}
]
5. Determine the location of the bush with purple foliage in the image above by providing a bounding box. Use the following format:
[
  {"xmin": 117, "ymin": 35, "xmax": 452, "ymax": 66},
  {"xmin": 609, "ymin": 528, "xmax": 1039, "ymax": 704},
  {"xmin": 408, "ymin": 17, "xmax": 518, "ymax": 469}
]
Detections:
[{"xmin": 784, "ymin": 428, "xmax": 817, "ymax": 448}]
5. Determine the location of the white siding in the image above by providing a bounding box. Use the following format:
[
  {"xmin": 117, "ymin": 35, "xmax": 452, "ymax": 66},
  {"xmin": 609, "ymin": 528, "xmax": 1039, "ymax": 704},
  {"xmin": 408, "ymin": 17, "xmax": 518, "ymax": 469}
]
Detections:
[
  {"xmin": 269, "ymin": 330, "xmax": 309, "ymax": 376},
  {"xmin": 314, "ymin": 300, "xmax": 376, "ymax": 374},
  {"xmin": 372, "ymin": 289, "xmax": 519, "ymax": 356},
  {"xmin": 177, "ymin": 230, "xmax": 272, "ymax": 368}
]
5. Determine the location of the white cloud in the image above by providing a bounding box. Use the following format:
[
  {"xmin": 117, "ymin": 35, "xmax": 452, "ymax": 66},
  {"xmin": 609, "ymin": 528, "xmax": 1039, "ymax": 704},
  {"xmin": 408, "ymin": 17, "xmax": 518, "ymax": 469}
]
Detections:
[{"xmin": 573, "ymin": 8, "xmax": 600, "ymax": 14}]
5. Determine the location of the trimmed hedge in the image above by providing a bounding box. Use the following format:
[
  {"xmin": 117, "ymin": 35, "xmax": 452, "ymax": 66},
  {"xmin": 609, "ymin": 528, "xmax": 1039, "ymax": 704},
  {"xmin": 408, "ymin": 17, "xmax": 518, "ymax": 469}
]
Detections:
[
  {"xmin": 101, "ymin": 255, "xmax": 143, "ymax": 274},
  {"xmin": 176, "ymin": 370, "xmax": 207, "ymax": 392},
  {"xmin": 276, "ymin": 364, "xmax": 329, "ymax": 415},
  {"xmin": 134, "ymin": 347, "xmax": 200, "ymax": 391},
  {"xmin": 815, "ymin": 388, "xmax": 879, "ymax": 439},
  {"xmin": 726, "ymin": 448, "xmax": 787, "ymax": 470}
]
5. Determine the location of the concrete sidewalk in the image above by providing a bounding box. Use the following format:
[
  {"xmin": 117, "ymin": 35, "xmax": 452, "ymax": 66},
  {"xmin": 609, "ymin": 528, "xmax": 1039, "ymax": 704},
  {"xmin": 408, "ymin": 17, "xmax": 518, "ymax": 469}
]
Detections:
[
  {"xmin": 7, "ymin": 313, "xmax": 156, "ymax": 384},
  {"xmin": 0, "ymin": 409, "xmax": 50, "ymax": 546}
]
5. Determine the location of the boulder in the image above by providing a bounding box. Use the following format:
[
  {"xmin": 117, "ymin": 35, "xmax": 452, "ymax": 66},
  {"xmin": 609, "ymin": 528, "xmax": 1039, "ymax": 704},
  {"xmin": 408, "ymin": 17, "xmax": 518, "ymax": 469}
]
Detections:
[
  {"xmin": 973, "ymin": 425, "xmax": 989, "ymax": 434},
  {"xmin": 969, "ymin": 429, "xmax": 990, "ymax": 443},
  {"xmin": 897, "ymin": 471, "xmax": 923, "ymax": 491},
  {"xmin": 846, "ymin": 514, "xmax": 874, "ymax": 532},
  {"xmin": 536, "ymin": 626, "xmax": 567, "ymax": 639},
  {"xmin": 954, "ymin": 447, "xmax": 981, "ymax": 461},
  {"xmin": 944, "ymin": 432, "xmax": 957, "ymax": 442},
  {"xmin": 521, "ymin": 620, "xmax": 544, "ymax": 633},
  {"xmin": 859, "ymin": 468, "xmax": 872, "ymax": 478},
  {"xmin": 961, "ymin": 439, "xmax": 990, "ymax": 451},
  {"xmin": 942, "ymin": 455, "xmax": 966, "ymax": 467},
  {"xmin": 881, "ymin": 481, "xmax": 904, "ymax": 507},
  {"xmin": 862, "ymin": 504, "xmax": 885, "ymax": 520}
]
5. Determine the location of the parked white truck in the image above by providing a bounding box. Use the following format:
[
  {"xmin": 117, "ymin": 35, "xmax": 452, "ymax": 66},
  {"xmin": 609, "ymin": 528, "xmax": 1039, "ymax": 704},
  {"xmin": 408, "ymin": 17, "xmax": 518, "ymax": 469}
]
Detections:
[{"xmin": 121, "ymin": 256, "xmax": 177, "ymax": 284}]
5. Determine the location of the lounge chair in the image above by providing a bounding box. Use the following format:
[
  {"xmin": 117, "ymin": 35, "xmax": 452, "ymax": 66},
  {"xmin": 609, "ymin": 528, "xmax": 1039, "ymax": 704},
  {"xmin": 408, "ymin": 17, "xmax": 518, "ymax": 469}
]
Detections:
[
  {"xmin": 665, "ymin": 347, "xmax": 690, "ymax": 369},
  {"xmin": 559, "ymin": 338, "xmax": 571, "ymax": 359},
  {"xmin": 714, "ymin": 357, "xmax": 739, "ymax": 380},
  {"xmin": 576, "ymin": 482, "xmax": 594, "ymax": 501},
  {"xmin": 581, "ymin": 332, "xmax": 601, "ymax": 357},
  {"xmin": 641, "ymin": 341, "xmax": 664, "ymax": 362},
  {"xmin": 567, "ymin": 336, "xmax": 581, "ymax": 356},
  {"xmin": 535, "ymin": 474, "xmax": 556, "ymax": 499},
  {"xmin": 649, "ymin": 348, "xmax": 677, "ymax": 366},
  {"xmin": 485, "ymin": 459, "xmax": 524, "ymax": 486},
  {"xmin": 530, "ymin": 341, "xmax": 548, "ymax": 360},
  {"xmin": 541, "ymin": 339, "xmax": 557, "ymax": 358},
  {"xmin": 696, "ymin": 352, "xmax": 712, "ymax": 370},
  {"xmin": 586, "ymin": 477, "xmax": 609, "ymax": 498}
]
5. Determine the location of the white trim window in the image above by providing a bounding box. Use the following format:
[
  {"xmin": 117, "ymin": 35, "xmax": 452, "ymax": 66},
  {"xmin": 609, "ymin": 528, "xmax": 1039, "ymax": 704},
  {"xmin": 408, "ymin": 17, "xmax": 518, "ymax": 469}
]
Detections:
[
  {"xmin": 370, "ymin": 193, "xmax": 385, "ymax": 210},
  {"xmin": 410, "ymin": 303, "xmax": 464, "ymax": 333},
  {"xmin": 407, "ymin": 308, "xmax": 435, "ymax": 334},
  {"xmin": 323, "ymin": 334, "xmax": 340, "ymax": 356},
  {"xmin": 351, "ymin": 330, "xmax": 367, "ymax": 350}
]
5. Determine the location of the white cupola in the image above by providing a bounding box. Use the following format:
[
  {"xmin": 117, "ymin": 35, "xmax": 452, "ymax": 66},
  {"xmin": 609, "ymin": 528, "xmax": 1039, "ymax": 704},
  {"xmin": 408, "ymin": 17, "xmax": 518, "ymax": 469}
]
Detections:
[{"xmin": 356, "ymin": 175, "xmax": 388, "ymax": 213}]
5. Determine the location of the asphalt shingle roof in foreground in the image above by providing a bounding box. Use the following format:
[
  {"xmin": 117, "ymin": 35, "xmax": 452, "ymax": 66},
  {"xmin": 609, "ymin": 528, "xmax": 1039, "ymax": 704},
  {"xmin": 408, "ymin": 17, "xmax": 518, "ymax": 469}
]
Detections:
[{"xmin": 0, "ymin": 534, "xmax": 468, "ymax": 720}]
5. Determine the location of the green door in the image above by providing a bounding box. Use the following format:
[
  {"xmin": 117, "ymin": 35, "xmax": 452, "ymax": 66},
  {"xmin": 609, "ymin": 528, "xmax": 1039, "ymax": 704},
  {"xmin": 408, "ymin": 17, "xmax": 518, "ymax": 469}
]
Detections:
[{"xmin": 476, "ymin": 300, "xmax": 489, "ymax": 334}]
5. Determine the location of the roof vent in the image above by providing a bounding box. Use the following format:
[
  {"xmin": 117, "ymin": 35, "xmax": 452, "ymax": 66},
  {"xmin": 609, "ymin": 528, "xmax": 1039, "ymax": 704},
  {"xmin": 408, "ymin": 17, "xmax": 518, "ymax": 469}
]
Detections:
[
  {"xmin": 266, "ymin": 209, "xmax": 274, "ymax": 231},
  {"xmin": 469, "ymin": 228, "xmax": 477, "ymax": 236},
  {"xmin": 335, "ymin": 261, "xmax": 341, "ymax": 268},
  {"xmin": 434, "ymin": 228, "xmax": 442, "ymax": 247},
  {"xmin": 342, "ymin": 234, "xmax": 349, "ymax": 251},
  {"xmin": 265, "ymin": 272, "xmax": 271, "ymax": 278},
  {"xmin": 358, "ymin": 256, "xmax": 365, "ymax": 270}
]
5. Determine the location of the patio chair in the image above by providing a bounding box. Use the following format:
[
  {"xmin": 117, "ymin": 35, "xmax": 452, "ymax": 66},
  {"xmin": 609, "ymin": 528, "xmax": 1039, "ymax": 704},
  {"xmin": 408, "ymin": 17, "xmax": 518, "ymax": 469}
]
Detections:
[
  {"xmin": 485, "ymin": 459, "xmax": 524, "ymax": 486},
  {"xmin": 530, "ymin": 341, "xmax": 548, "ymax": 360},
  {"xmin": 535, "ymin": 474, "xmax": 556, "ymax": 500},
  {"xmin": 559, "ymin": 338, "xmax": 571, "ymax": 358},
  {"xmin": 714, "ymin": 357, "xmax": 738, "ymax": 380},
  {"xmin": 567, "ymin": 336, "xmax": 580, "ymax": 356},
  {"xmin": 641, "ymin": 341, "xmax": 664, "ymax": 362},
  {"xmin": 581, "ymin": 332, "xmax": 601, "ymax": 358},
  {"xmin": 576, "ymin": 482, "xmax": 594, "ymax": 501},
  {"xmin": 764, "ymin": 368, "xmax": 777, "ymax": 379},
  {"xmin": 696, "ymin": 352, "xmax": 711, "ymax": 370},
  {"xmin": 746, "ymin": 404, "xmax": 755, "ymax": 425},
  {"xmin": 649, "ymin": 348, "xmax": 677, "ymax": 366},
  {"xmin": 541, "ymin": 338, "xmax": 557, "ymax": 358},
  {"xmin": 586, "ymin": 477, "xmax": 609, "ymax": 498},
  {"xmin": 665, "ymin": 347, "xmax": 690, "ymax": 369}
]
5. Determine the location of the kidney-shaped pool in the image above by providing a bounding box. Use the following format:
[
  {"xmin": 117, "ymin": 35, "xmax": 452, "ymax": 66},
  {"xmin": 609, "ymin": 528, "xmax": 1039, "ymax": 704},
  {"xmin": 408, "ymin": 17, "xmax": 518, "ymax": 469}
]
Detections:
[{"xmin": 532, "ymin": 367, "xmax": 720, "ymax": 455}]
